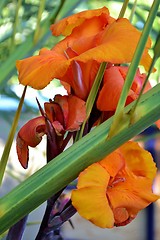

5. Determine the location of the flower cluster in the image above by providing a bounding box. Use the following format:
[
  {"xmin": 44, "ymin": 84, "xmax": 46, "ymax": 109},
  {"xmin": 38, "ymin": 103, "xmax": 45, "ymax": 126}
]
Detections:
[{"xmin": 16, "ymin": 7, "xmax": 159, "ymax": 233}]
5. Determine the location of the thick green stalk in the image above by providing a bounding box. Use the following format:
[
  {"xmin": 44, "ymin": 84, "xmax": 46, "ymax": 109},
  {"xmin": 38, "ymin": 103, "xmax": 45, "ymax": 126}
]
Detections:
[
  {"xmin": 0, "ymin": 84, "xmax": 160, "ymax": 234},
  {"xmin": 109, "ymin": 0, "xmax": 160, "ymax": 137},
  {"xmin": 0, "ymin": 86, "xmax": 27, "ymax": 185}
]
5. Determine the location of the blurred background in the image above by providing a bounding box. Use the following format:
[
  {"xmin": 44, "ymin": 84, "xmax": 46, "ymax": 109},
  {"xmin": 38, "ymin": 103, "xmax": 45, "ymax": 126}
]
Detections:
[{"xmin": 0, "ymin": 0, "xmax": 160, "ymax": 239}]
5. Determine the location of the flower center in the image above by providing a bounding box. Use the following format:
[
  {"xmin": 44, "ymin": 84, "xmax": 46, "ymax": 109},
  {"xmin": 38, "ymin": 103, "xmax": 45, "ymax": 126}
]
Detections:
[{"xmin": 108, "ymin": 177, "xmax": 126, "ymax": 188}]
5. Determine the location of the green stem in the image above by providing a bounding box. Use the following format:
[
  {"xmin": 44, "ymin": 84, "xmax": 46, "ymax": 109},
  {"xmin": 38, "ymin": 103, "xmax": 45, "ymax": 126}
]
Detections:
[
  {"xmin": 0, "ymin": 84, "xmax": 160, "ymax": 234},
  {"xmin": 109, "ymin": 0, "xmax": 160, "ymax": 137},
  {"xmin": 76, "ymin": 62, "xmax": 107, "ymax": 140},
  {"xmin": 33, "ymin": 0, "xmax": 46, "ymax": 44},
  {"xmin": 130, "ymin": 56, "xmax": 156, "ymax": 119},
  {"xmin": 130, "ymin": 31, "xmax": 160, "ymax": 121},
  {"xmin": 129, "ymin": 0, "xmax": 138, "ymax": 22},
  {"xmin": 118, "ymin": 0, "xmax": 129, "ymax": 18},
  {"xmin": 0, "ymin": 86, "xmax": 27, "ymax": 185},
  {"xmin": 10, "ymin": 0, "xmax": 22, "ymax": 52},
  {"xmin": 50, "ymin": 0, "xmax": 66, "ymax": 23}
]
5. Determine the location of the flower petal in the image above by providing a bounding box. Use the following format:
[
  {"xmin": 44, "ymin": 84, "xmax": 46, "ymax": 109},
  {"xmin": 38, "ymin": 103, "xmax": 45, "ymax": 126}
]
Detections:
[
  {"xmin": 50, "ymin": 7, "xmax": 112, "ymax": 37},
  {"xmin": 97, "ymin": 66, "xmax": 125, "ymax": 111},
  {"xmin": 107, "ymin": 175, "xmax": 159, "ymax": 212},
  {"xmin": 74, "ymin": 19, "xmax": 152, "ymax": 71},
  {"xmin": 120, "ymin": 141, "xmax": 157, "ymax": 180},
  {"xmin": 53, "ymin": 95, "xmax": 86, "ymax": 131},
  {"xmin": 72, "ymin": 163, "xmax": 114, "ymax": 228},
  {"xmin": 66, "ymin": 95, "xmax": 86, "ymax": 131},
  {"xmin": 99, "ymin": 151, "xmax": 125, "ymax": 178},
  {"xmin": 97, "ymin": 66, "xmax": 148, "ymax": 111},
  {"xmin": 16, "ymin": 116, "xmax": 46, "ymax": 168},
  {"xmin": 16, "ymin": 48, "xmax": 70, "ymax": 89}
]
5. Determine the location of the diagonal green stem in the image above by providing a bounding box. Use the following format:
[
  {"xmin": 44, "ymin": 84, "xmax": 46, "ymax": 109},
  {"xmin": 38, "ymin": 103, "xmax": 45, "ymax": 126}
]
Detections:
[
  {"xmin": 50, "ymin": 0, "xmax": 66, "ymax": 23},
  {"xmin": 33, "ymin": 0, "xmax": 46, "ymax": 44},
  {"xmin": 130, "ymin": 57, "xmax": 156, "ymax": 119},
  {"xmin": 10, "ymin": 0, "xmax": 22, "ymax": 52},
  {"xmin": 129, "ymin": 0, "xmax": 138, "ymax": 22},
  {"xmin": 0, "ymin": 86, "xmax": 27, "ymax": 185},
  {"xmin": 0, "ymin": 84, "xmax": 160, "ymax": 234},
  {"xmin": 118, "ymin": 0, "xmax": 129, "ymax": 18},
  {"xmin": 76, "ymin": 62, "xmax": 107, "ymax": 140},
  {"xmin": 108, "ymin": 0, "xmax": 160, "ymax": 137},
  {"xmin": 130, "ymin": 31, "xmax": 160, "ymax": 119}
]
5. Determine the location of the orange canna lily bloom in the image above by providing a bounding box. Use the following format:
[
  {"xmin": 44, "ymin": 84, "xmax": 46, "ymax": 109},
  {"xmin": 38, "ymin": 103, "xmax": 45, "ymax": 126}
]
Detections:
[
  {"xmin": 97, "ymin": 66, "xmax": 150, "ymax": 111},
  {"xmin": 71, "ymin": 141, "xmax": 159, "ymax": 228},
  {"xmin": 16, "ymin": 7, "xmax": 152, "ymax": 91},
  {"xmin": 16, "ymin": 95, "xmax": 86, "ymax": 168}
]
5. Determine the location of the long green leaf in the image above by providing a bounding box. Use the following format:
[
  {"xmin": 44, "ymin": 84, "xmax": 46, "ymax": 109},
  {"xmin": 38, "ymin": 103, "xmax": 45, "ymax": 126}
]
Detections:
[{"xmin": 0, "ymin": 83, "xmax": 160, "ymax": 234}]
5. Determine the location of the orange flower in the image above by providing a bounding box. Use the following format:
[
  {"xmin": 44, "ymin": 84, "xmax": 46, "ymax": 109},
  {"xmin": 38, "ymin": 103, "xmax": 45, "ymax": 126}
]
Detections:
[
  {"xmin": 97, "ymin": 66, "xmax": 150, "ymax": 111},
  {"xmin": 71, "ymin": 141, "xmax": 159, "ymax": 228},
  {"xmin": 16, "ymin": 95, "xmax": 86, "ymax": 168},
  {"xmin": 16, "ymin": 7, "xmax": 152, "ymax": 91}
]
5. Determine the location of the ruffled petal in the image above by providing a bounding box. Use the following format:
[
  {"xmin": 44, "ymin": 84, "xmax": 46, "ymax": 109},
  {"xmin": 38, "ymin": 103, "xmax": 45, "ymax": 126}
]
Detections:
[
  {"xmin": 72, "ymin": 163, "xmax": 114, "ymax": 228},
  {"xmin": 99, "ymin": 151, "xmax": 125, "ymax": 178},
  {"xmin": 66, "ymin": 95, "xmax": 86, "ymax": 131},
  {"xmin": 72, "ymin": 187, "xmax": 114, "ymax": 228},
  {"xmin": 97, "ymin": 66, "xmax": 125, "ymax": 111},
  {"xmin": 50, "ymin": 7, "xmax": 112, "ymax": 37},
  {"xmin": 97, "ymin": 66, "xmax": 148, "ymax": 111},
  {"xmin": 53, "ymin": 95, "xmax": 86, "ymax": 131},
  {"xmin": 16, "ymin": 116, "xmax": 46, "ymax": 168},
  {"xmin": 16, "ymin": 48, "xmax": 70, "ymax": 89},
  {"xmin": 107, "ymin": 175, "xmax": 159, "ymax": 211},
  {"xmin": 120, "ymin": 141, "xmax": 157, "ymax": 180},
  {"xmin": 74, "ymin": 19, "xmax": 152, "ymax": 71}
]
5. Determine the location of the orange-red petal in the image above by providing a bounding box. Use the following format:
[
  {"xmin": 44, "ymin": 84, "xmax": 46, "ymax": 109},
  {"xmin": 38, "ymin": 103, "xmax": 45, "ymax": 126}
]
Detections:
[
  {"xmin": 50, "ymin": 7, "xmax": 113, "ymax": 37},
  {"xmin": 16, "ymin": 116, "xmax": 46, "ymax": 168},
  {"xmin": 97, "ymin": 66, "xmax": 147, "ymax": 111},
  {"xmin": 16, "ymin": 48, "xmax": 70, "ymax": 89},
  {"xmin": 66, "ymin": 95, "xmax": 86, "ymax": 131},
  {"xmin": 74, "ymin": 18, "xmax": 152, "ymax": 71}
]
